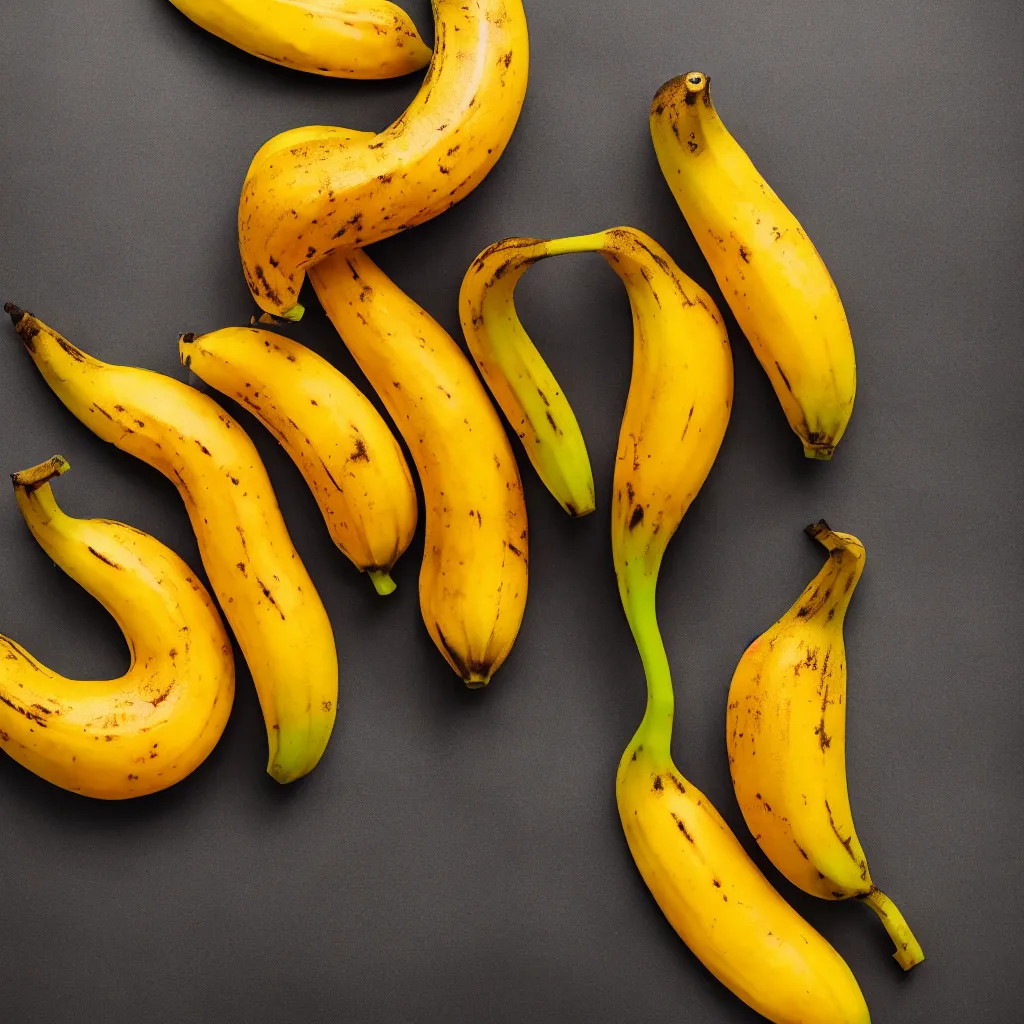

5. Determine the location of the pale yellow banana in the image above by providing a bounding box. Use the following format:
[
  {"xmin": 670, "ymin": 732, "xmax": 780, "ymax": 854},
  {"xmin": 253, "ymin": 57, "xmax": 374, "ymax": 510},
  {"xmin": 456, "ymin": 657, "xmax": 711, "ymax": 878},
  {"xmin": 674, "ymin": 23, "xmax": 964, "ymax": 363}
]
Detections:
[
  {"xmin": 1, "ymin": 456, "xmax": 233, "ymax": 799},
  {"xmin": 462, "ymin": 226, "xmax": 870, "ymax": 1022},
  {"xmin": 180, "ymin": 326, "xmax": 417, "ymax": 595},
  {"xmin": 309, "ymin": 249, "xmax": 528, "ymax": 686},
  {"xmin": 651, "ymin": 72, "xmax": 856, "ymax": 459},
  {"xmin": 239, "ymin": 0, "xmax": 529, "ymax": 318},
  {"xmin": 166, "ymin": 0, "xmax": 431, "ymax": 79},
  {"xmin": 728, "ymin": 522, "xmax": 925, "ymax": 970},
  {"xmin": 6, "ymin": 304, "xmax": 337, "ymax": 784}
]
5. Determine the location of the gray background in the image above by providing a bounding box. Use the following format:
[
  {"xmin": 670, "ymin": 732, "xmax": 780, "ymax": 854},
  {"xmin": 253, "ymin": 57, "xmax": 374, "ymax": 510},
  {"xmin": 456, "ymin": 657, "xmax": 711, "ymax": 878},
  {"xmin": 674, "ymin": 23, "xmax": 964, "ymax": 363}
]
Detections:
[{"xmin": 0, "ymin": 1, "xmax": 1020, "ymax": 1021}]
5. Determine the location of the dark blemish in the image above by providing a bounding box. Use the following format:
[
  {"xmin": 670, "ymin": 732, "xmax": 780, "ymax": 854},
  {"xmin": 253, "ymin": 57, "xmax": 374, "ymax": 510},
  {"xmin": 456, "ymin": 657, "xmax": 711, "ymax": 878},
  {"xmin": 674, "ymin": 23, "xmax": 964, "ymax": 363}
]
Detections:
[
  {"xmin": 545, "ymin": 410, "xmax": 558, "ymax": 432},
  {"xmin": 322, "ymin": 701, "xmax": 332, "ymax": 713},
  {"xmin": 253, "ymin": 266, "xmax": 282, "ymax": 307},
  {"xmin": 739, "ymin": 246, "xmax": 751, "ymax": 263},
  {"xmin": 435, "ymin": 624, "xmax": 469, "ymax": 680},
  {"xmin": 667, "ymin": 774, "xmax": 685, "ymax": 794},
  {"xmin": 565, "ymin": 502, "xmax": 580, "ymax": 517},
  {"xmin": 87, "ymin": 547, "xmax": 121, "ymax": 569},
  {"xmin": 195, "ymin": 441, "xmax": 212, "ymax": 456},
  {"xmin": 256, "ymin": 578, "xmax": 286, "ymax": 620},
  {"xmin": 680, "ymin": 403, "xmax": 695, "ymax": 442},
  {"xmin": 55, "ymin": 335, "xmax": 86, "ymax": 362},
  {"xmin": 630, "ymin": 750, "xmax": 637, "ymax": 762},
  {"xmin": 671, "ymin": 813, "xmax": 695, "ymax": 843},
  {"xmin": 626, "ymin": 482, "xmax": 635, "ymax": 505},
  {"xmin": 269, "ymin": 256, "xmax": 279, "ymax": 268},
  {"xmin": 713, "ymin": 880, "xmax": 722, "ymax": 888},
  {"xmin": 349, "ymin": 438, "xmax": 370, "ymax": 462},
  {"xmin": 795, "ymin": 842, "xmax": 810, "ymax": 860},
  {"xmin": 507, "ymin": 543, "xmax": 523, "ymax": 558},
  {"xmin": 683, "ymin": 90, "xmax": 697, "ymax": 106},
  {"xmin": 776, "ymin": 362, "xmax": 794, "ymax": 394},
  {"xmin": 537, "ymin": 388, "xmax": 550, "ymax": 407},
  {"xmin": 236, "ymin": 562, "xmax": 247, "ymax": 576},
  {"xmin": 306, "ymin": 247, "xmax": 317, "ymax": 259},
  {"xmin": 229, "ymin": 476, "xmax": 239, "ymax": 486},
  {"xmin": 150, "ymin": 685, "xmax": 173, "ymax": 707},
  {"xmin": 629, "ymin": 506, "xmax": 645, "ymax": 530},
  {"xmin": 653, "ymin": 775, "xmax": 663, "ymax": 791},
  {"xmin": 310, "ymin": 399, "xmax": 318, "ymax": 406},
  {"xmin": 127, "ymin": 774, "xmax": 138, "ymax": 781},
  {"xmin": 825, "ymin": 799, "xmax": 858, "ymax": 863},
  {"xmin": 92, "ymin": 405, "xmax": 115, "ymax": 421}
]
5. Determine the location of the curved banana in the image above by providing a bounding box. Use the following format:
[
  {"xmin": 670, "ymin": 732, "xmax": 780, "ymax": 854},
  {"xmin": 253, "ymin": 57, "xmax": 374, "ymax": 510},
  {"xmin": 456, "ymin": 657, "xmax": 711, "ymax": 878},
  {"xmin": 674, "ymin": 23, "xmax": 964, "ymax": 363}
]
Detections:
[
  {"xmin": 239, "ymin": 0, "xmax": 529, "ymax": 318},
  {"xmin": 166, "ymin": 0, "xmax": 431, "ymax": 79},
  {"xmin": 461, "ymin": 227, "xmax": 870, "ymax": 1022},
  {"xmin": 309, "ymin": 249, "xmax": 527, "ymax": 686},
  {"xmin": 460, "ymin": 236, "xmax": 596, "ymax": 518},
  {"xmin": 5, "ymin": 304, "xmax": 338, "ymax": 784},
  {"xmin": 1, "ymin": 456, "xmax": 233, "ymax": 799},
  {"xmin": 651, "ymin": 72, "xmax": 856, "ymax": 459},
  {"xmin": 180, "ymin": 326, "xmax": 417, "ymax": 595},
  {"xmin": 727, "ymin": 522, "xmax": 925, "ymax": 971}
]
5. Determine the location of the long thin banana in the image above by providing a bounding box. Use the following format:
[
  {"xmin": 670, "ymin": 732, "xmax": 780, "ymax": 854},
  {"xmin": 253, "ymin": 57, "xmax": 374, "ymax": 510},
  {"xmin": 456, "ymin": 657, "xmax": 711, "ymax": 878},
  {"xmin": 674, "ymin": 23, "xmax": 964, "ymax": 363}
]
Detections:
[
  {"xmin": 460, "ymin": 237, "xmax": 596, "ymax": 518},
  {"xmin": 1, "ymin": 456, "xmax": 233, "ymax": 799},
  {"xmin": 651, "ymin": 72, "xmax": 856, "ymax": 459},
  {"xmin": 180, "ymin": 326, "xmax": 417, "ymax": 595},
  {"xmin": 309, "ymin": 249, "xmax": 528, "ymax": 686},
  {"xmin": 166, "ymin": 0, "xmax": 431, "ymax": 79},
  {"xmin": 728, "ymin": 522, "xmax": 925, "ymax": 970},
  {"xmin": 239, "ymin": 0, "xmax": 529, "ymax": 318},
  {"xmin": 460, "ymin": 227, "xmax": 870, "ymax": 1023},
  {"xmin": 6, "ymin": 304, "xmax": 337, "ymax": 784}
]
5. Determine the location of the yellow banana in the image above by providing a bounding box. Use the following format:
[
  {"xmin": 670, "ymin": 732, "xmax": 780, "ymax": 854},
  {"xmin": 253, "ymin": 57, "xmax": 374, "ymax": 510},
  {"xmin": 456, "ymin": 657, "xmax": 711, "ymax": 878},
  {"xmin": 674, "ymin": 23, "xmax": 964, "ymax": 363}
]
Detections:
[
  {"xmin": 1, "ymin": 456, "xmax": 233, "ymax": 799},
  {"xmin": 460, "ymin": 236, "xmax": 596, "ymax": 518},
  {"xmin": 727, "ymin": 522, "xmax": 925, "ymax": 971},
  {"xmin": 5, "ymin": 304, "xmax": 337, "ymax": 784},
  {"xmin": 166, "ymin": 0, "xmax": 431, "ymax": 79},
  {"xmin": 462, "ymin": 227, "xmax": 870, "ymax": 1023},
  {"xmin": 180, "ymin": 326, "xmax": 417, "ymax": 595},
  {"xmin": 651, "ymin": 72, "xmax": 856, "ymax": 459},
  {"xmin": 309, "ymin": 249, "xmax": 528, "ymax": 686},
  {"xmin": 239, "ymin": 0, "xmax": 529, "ymax": 319}
]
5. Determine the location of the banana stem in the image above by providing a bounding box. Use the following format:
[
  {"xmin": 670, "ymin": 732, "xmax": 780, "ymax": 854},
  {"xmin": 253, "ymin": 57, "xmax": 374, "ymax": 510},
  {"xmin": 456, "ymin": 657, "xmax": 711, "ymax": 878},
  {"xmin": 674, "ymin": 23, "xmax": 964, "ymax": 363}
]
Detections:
[
  {"xmin": 621, "ymin": 572, "xmax": 675, "ymax": 757},
  {"xmin": 11, "ymin": 454, "xmax": 70, "ymax": 490},
  {"xmin": 859, "ymin": 887, "xmax": 926, "ymax": 971},
  {"xmin": 368, "ymin": 570, "xmax": 397, "ymax": 597}
]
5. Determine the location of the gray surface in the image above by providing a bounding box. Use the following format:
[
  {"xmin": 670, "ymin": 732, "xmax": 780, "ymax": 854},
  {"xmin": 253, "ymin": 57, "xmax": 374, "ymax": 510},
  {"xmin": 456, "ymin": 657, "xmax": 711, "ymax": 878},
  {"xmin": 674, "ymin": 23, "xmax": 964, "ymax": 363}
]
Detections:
[{"xmin": 0, "ymin": 0, "xmax": 1020, "ymax": 1021}]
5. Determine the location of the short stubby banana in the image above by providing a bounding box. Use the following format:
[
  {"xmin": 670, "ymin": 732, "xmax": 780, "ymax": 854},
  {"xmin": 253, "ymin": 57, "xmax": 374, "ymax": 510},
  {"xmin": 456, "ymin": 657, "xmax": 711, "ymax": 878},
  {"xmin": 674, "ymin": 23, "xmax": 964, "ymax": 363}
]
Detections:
[
  {"xmin": 180, "ymin": 327, "xmax": 417, "ymax": 595},
  {"xmin": 727, "ymin": 522, "xmax": 925, "ymax": 970},
  {"xmin": 650, "ymin": 72, "xmax": 856, "ymax": 459},
  {"xmin": 239, "ymin": 0, "xmax": 529, "ymax": 319},
  {"xmin": 1, "ymin": 456, "xmax": 234, "ymax": 799},
  {"xmin": 5, "ymin": 304, "xmax": 338, "ymax": 784},
  {"xmin": 167, "ymin": 0, "xmax": 431, "ymax": 79},
  {"xmin": 309, "ymin": 250, "xmax": 528, "ymax": 686},
  {"xmin": 462, "ymin": 226, "xmax": 869, "ymax": 1021}
]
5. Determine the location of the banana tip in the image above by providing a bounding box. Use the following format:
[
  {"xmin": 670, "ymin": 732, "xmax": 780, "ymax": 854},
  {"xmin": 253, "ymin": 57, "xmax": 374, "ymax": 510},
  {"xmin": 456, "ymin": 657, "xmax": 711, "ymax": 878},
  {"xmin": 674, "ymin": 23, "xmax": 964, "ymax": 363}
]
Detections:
[{"xmin": 4, "ymin": 302, "xmax": 26, "ymax": 326}]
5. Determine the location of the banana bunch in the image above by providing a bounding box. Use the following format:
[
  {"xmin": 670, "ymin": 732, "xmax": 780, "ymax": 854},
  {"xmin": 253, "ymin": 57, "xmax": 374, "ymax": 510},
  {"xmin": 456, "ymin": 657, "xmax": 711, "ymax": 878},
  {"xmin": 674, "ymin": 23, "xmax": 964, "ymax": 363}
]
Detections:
[
  {"xmin": 460, "ymin": 226, "xmax": 870, "ymax": 1022},
  {"xmin": 728, "ymin": 522, "xmax": 925, "ymax": 970},
  {"xmin": 166, "ymin": 0, "xmax": 431, "ymax": 79},
  {"xmin": 651, "ymin": 72, "xmax": 856, "ymax": 459},
  {"xmin": 1, "ymin": 456, "xmax": 234, "ymax": 799},
  {"xmin": 311, "ymin": 249, "xmax": 528, "ymax": 686},
  {"xmin": 238, "ymin": 0, "xmax": 530, "ymax": 319},
  {"xmin": 180, "ymin": 326, "xmax": 418, "ymax": 595},
  {"xmin": 6, "ymin": 304, "xmax": 338, "ymax": 784}
]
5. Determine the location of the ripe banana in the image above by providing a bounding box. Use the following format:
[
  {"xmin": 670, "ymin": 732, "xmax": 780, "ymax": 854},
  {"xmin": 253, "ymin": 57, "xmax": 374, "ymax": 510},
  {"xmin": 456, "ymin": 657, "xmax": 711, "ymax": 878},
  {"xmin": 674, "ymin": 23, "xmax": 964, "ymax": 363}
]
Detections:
[
  {"xmin": 462, "ymin": 227, "xmax": 870, "ymax": 1022},
  {"xmin": 309, "ymin": 249, "xmax": 528, "ymax": 686},
  {"xmin": 460, "ymin": 236, "xmax": 596, "ymax": 519},
  {"xmin": 166, "ymin": 0, "xmax": 431, "ymax": 79},
  {"xmin": 239, "ymin": 0, "xmax": 529, "ymax": 319},
  {"xmin": 727, "ymin": 522, "xmax": 925, "ymax": 971},
  {"xmin": 651, "ymin": 72, "xmax": 856, "ymax": 459},
  {"xmin": 5, "ymin": 304, "xmax": 338, "ymax": 784},
  {"xmin": 1, "ymin": 456, "xmax": 234, "ymax": 799},
  {"xmin": 180, "ymin": 326, "xmax": 417, "ymax": 595}
]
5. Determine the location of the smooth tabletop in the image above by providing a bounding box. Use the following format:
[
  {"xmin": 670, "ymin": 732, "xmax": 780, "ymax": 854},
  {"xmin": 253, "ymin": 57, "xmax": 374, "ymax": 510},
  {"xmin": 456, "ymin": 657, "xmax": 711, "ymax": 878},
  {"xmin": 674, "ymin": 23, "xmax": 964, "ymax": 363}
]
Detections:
[{"xmin": 0, "ymin": 1, "xmax": 1021, "ymax": 1021}]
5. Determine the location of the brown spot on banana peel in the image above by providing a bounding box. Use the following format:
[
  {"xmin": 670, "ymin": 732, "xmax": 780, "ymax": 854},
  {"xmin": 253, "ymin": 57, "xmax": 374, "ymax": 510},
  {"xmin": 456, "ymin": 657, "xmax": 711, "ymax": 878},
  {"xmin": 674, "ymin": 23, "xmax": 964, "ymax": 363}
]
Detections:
[
  {"xmin": 87, "ymin": 547, "xmax": 122, "ymax": 570},
  {"xmin": 825, "ymin": 799, "xmax": 859, "ymax": 865}
]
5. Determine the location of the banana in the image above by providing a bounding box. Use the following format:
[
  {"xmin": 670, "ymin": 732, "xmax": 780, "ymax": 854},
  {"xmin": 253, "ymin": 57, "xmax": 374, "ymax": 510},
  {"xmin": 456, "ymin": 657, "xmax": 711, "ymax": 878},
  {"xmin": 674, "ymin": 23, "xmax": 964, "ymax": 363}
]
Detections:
[
  {"xmin": 309, "ymin": 249, "xmax": 527, "ymax": 686},
  {"xmin": 5, "ymin": 304, "xmax": 338, "ymax": 784},
  {"xmin": 650, "ymin": 72, "xmax": 856, "ymax": 460},
  {"xmin": 461, "ymin": 227, "xmax": 870, "ymax": 1022},
  {"xmin": 180, "ymin": 326, "xmax": 417, "ymax": 595},
  {"xmin": 460, "ymin": 236, "xmax": 596, "ymax": 518},
  {"xmin": 166, "ymin": 0, "xmax": 431, "ymax": 79},
  {"xmin": 727, "ymin": 522, "xmax": 925, "ymax": 971},
  {"xmin": 239, "ymin": 0, "xmax": 529, "ymax": 319},
  {"xmin": 1, "ymin": 456, "xmax": 233, "ymax": 799}
]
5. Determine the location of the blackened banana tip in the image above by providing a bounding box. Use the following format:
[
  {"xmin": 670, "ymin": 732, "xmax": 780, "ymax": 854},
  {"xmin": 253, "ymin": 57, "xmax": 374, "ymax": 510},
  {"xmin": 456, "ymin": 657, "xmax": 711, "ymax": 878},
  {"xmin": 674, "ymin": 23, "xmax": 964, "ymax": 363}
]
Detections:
[{"xmin": 4, "ymin": 302, "xmax": 26, "ymax": 326}]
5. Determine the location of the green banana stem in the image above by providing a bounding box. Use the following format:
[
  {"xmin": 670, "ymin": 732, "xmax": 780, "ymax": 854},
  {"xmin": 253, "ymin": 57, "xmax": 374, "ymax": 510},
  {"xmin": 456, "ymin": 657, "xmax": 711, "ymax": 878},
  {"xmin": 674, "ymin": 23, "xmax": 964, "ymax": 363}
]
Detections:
[
  {"xmin": 620, "ymin": 566, "xmax": 674, "ymax": 759},
  {"xmin": 368, "ymin": 570, "xmax": 397, "ymax": 596}
]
